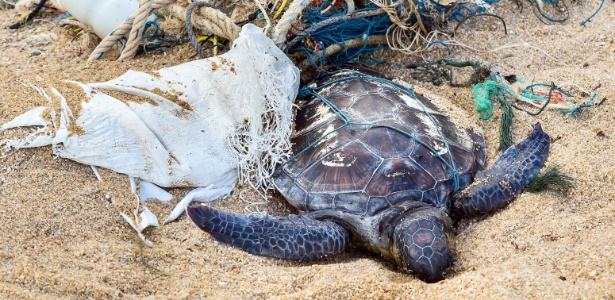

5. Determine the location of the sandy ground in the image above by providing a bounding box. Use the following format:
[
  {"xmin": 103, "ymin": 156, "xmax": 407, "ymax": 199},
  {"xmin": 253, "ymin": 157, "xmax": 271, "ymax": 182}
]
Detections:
[{"xmin": 0, "ymin": 1, "xmax": 614, "ymax": 299}]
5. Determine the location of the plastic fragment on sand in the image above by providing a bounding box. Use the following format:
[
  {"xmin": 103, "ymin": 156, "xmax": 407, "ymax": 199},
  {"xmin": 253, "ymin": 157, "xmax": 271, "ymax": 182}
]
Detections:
[
  {"xmin": 129, "ymin": 176, "xmax": 137, "ymax": 194},
  {"xmin": 139, "ymin": 180, "xmax": 173, "ymax": 202},
  {"xmin": 139, "ymin": 206, "xmax": 160, "ymax": 229},
  {"xmin": 164, "ymin": 185, "xmax": 233, "ymax": 225},
  {"xmin": 1, "ymin": 106, "xmax": 50, "ymax": 129},
  {"xmin": 91, "ymin": 165, "xmax": 102, "ymax": 181},
  {"xmin": 120, "ymin": 195, "xmax": 160, "ymax": 247}
]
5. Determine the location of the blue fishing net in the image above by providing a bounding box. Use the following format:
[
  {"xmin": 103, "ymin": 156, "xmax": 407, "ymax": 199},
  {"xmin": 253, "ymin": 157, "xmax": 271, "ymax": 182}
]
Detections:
[{"xmin": 287, "ymin": 0, "xmax": 504, "ymax": 66}]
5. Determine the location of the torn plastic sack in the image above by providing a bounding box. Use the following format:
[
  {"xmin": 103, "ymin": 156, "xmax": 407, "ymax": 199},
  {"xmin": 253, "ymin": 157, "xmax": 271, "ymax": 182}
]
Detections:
[{"xmin": 1, "ymin": 24, "xmax": 299, "ymax": 223}]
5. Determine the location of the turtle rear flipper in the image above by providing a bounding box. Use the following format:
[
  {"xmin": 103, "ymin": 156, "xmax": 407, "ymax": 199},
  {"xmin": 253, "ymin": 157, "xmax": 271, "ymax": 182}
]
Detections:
[
  {"xmin": 187, "ymin": 205, "xmax": 349, "ymax": 260},
  {"xmin": 453, "ymin": 123, "xmax": 550, "ymax": 218}
]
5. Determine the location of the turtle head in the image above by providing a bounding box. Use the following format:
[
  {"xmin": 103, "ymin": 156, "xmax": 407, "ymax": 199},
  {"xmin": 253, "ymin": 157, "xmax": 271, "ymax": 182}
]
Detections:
[{"xmin": 389, "ymin": 206, "xmax": 455, "ymax": 283}]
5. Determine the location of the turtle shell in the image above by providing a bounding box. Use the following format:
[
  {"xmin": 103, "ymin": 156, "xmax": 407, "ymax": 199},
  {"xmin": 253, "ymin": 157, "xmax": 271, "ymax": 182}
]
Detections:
[{"xmin": 274, "ymin": 71, "xmax": 486, "ymax": 216}]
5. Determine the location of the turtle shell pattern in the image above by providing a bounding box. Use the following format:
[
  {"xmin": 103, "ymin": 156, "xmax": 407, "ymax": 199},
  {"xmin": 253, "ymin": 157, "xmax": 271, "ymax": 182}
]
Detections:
[{"xmin": 274, "ymin": 72, "xmax": 486, "ymax": 216}]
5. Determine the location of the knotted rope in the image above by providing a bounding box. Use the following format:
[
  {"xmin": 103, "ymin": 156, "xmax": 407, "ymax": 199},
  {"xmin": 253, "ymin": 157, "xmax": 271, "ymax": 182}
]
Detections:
[
  {"xmin": 164, "ymin": 1, "xmax": 240, "ymax": 42},
  {"xmin": 88, "ymin": 0, "xmax": 173, "ymax": 61},
  {"xmin": 182, "ymin": 1, "xmax": 238, "ymax": 58},
  {"xmin": 271, "ymin": 0, "xmax": 311, "ymax": 47}
]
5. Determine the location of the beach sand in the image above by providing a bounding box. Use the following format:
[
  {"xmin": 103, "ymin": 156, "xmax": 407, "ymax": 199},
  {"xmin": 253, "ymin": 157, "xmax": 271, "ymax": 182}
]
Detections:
[{"xmin": 0, "ymin": 1, "xmax": 613, "ymax": 299}]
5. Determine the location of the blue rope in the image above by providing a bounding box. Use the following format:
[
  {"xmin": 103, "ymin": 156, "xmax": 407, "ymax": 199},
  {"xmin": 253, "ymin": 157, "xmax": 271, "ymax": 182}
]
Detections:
[
  {"xmin": 281, "ymin": 70, "xmax": 461, "ymax": 192},
  {"xmin": 567, "ymin": 93, "xmax": 606, "ymax": 117},
  {"xmin": 140, "ymin": 15, "xmax": 183, "ymax": 51},
  {"xmin": 303, "ymin": 1, "xmax": 348, "ymax": 23},
  {"xmin": 580, "ymin": 0, "xmax": 605, "ymax": 26},
  {"xmin": 290, "ymin": 7, "xmax": 392, "ymax": 66},
  {"xmin": 521, "ymin": 83, "xmax": 573, "ymax": 99},
  {"xmin": 142, "ymin": 17, "xmax": 163, "ymax": 39}
]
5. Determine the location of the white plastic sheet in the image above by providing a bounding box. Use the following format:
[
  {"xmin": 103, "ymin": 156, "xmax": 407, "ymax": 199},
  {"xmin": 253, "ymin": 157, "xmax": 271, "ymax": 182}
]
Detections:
[{"xmin": 2, "ymin": 24, "xmax": 299, "ymax": 223}]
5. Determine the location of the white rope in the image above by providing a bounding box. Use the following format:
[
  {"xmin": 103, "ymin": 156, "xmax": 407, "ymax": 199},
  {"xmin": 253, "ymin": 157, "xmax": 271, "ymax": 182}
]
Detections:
[
  {"xmin": 164, "ymin": 2, "xmax": 240, "ymax": 41},
  {"xmin": 271, "ymin": 0, "xmax": 310, "ymax": 48},
  {"xmin": 117, "ymin": 0, "xmax": 153, "ymax": 61}
]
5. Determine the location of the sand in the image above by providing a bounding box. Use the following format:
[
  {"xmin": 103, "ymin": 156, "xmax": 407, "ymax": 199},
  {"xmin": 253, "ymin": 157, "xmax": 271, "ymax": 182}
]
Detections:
[{"xmin": 0, "ymin": 1, "xmax": 614, "ymax": 299}]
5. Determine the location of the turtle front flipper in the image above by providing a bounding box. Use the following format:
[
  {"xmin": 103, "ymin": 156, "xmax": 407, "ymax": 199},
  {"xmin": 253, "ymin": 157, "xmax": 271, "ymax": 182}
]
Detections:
[
  {"xmin": 187, "ymin": 205, "xmax": 349, "ymax": 260},
  {"xmin": 453, "ymin": 123, "xmax": 550, "ymax": 218}
]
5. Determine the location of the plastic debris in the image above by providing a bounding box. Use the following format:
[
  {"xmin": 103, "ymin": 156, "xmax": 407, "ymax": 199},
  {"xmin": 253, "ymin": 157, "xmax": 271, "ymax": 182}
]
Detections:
[
  {"xmin": 120, "ymin": 195, "xmax": 159, "ymax": 247},
  {"xmin": 1, "ymin": 24, "xmax": 299, "ymax": 223},
  {"xmin": 139, "ymin": 181, "xmax": 173, "ymax": 202}
]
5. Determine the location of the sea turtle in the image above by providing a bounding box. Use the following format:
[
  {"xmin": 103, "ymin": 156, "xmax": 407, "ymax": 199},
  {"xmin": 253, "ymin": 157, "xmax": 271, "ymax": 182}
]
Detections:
[{"xmin": 187, "ymin": 70, "xmax": 550, "ymax": 282}]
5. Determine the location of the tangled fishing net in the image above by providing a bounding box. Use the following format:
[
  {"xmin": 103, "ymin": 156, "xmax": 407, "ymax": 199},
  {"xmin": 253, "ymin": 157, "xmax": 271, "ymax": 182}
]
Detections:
[
  {"xmin": 282, "ymin": 0, "xmax": 504, "ymax": 66},
  {"xmin": 11, "ymin": 0, "xmax": 582, "ymax": 64}
]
